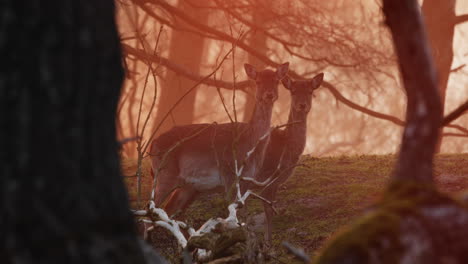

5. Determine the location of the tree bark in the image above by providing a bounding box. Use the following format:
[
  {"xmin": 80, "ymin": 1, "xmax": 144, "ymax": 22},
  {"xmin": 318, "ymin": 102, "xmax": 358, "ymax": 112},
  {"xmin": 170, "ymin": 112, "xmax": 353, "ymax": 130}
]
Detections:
[
  {"xmin": 385, "ymin": 0, "xmax": 442, "ymax": 183},
  {"xmin": 0, "ymin": 1, "xmax": 161, "ymax": 263},
  {"xmin": 153, "ymin": 0, "xmax": 209, "ymax": 135},
  {"xmin": 422, "ymin": 0, "xmax": 456, "ymax": 153},
  {"xmin": 314, "ymin": 1, "xmax": 468, "ymax": 263},
  {"xmin": 243, "ymin": 1, "xmax": 268, "ymax": 122}
]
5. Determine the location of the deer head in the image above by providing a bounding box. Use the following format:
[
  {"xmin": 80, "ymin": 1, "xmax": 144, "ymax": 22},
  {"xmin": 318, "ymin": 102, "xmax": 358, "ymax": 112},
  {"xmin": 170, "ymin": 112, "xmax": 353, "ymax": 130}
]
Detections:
[
  {"xmin": 282, "ymin": 73, "xmax": 324, "ymax": 113},
  {"xmin": 244, "ymin": 63, "xmax": 289, "ymax": 103}
]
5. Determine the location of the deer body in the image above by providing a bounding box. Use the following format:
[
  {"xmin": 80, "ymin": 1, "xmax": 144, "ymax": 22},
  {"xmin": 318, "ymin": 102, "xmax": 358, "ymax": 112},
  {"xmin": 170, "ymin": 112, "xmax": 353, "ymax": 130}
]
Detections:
[
  {"xmin": 150, "ymin": 63, "xmax": 289, "ymax": 216},
  {"xmin": 258, "ymin": 73, "xmax": 324, "ymax": 244}
]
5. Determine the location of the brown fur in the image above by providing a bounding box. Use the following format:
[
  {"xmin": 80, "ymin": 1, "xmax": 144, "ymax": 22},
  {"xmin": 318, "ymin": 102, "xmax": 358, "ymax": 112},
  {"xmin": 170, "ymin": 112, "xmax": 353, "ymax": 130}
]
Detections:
[
  {"xmin": 258, "ymin": 73, "xmax": 324, "ymax": 243},
  {"xmin": 150, "ymin": 63, "xmax": 289, "ymax": 216}
]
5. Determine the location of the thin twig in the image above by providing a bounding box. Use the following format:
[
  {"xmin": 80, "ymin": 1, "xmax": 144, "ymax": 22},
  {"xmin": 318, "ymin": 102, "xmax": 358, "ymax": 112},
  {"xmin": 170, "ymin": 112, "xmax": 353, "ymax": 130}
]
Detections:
[
  {"xmin": 118, "ymin": 136, "xmax": 141, "ymax": 147},
  {"xmin": 247, "ymin": 192, "xmax": 278, "ymax": 214},
  {"xmin": 143, "ymin": 47, "xmax": 235, "ymax": 155},
  {"xmin": 214, "ymin": 72, "xmax": 234, "ymax": 123},
  {"xmin": 131, "ymin": 20, "xmax": 163, "ymax": 207},
  {"xmin": 140, "ymin": 26, "xmax": 164, "ymax": 151}
]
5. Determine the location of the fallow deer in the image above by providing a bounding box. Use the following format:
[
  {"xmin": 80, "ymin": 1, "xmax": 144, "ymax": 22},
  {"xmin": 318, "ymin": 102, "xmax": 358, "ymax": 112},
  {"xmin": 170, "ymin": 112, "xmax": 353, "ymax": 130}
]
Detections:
[
  {"xmin": 150, "ymin": 63, "xmax": 289, "ymax": 216},
  {"xmin": 257, "ymin": 73, "xmax": 324, "ymax": 244}
]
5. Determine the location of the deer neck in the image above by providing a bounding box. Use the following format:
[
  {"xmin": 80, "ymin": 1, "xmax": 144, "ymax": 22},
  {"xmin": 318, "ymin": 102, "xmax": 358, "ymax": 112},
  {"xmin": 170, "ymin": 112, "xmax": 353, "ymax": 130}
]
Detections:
[
  {"xmin": 285, "ymin": 108, "xmax": 308, "ymax": 155},
  {"xmin": 248, "ymin": 100, "xmax": 274, "ymax": 140}
]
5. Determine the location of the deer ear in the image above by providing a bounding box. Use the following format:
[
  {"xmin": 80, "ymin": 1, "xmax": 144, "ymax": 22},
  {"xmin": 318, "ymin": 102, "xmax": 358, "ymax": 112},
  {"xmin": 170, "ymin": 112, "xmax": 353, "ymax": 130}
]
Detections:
[
  {"xmin": 276, "ymin": 62, "xmax": 289, "ymax": 80},
  {"xmin": 244, "ymin": 63, "xmax": 257, "ymax": 80},
  {"xmin": 309, "ymin": 73, "xmax": 324, "ymax": 90},
  {"xmin": 281, "ymin": 75, "xmax": 293, "ymax": 90}
]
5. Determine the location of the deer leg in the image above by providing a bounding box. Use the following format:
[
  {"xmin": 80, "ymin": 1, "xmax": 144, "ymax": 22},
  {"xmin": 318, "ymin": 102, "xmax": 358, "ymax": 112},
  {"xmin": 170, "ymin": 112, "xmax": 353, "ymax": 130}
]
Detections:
[
  {"xmin": 163, "ymin": 184, "xmax": 198, "ymax": 217},
  {"xmin": 153, "ymin": 158, "xmax": 180, "ymax": 207},
  {"xmin": 263, "ymin": 185, "xmax": 279, "ymax": 245}
]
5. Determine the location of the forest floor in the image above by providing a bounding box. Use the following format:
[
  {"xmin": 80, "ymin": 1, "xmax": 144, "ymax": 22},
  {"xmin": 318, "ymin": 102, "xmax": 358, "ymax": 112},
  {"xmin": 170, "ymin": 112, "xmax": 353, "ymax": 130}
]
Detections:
[{"xmin": 122, "ymin": 153, "xmax": 468, "ymax": 263}]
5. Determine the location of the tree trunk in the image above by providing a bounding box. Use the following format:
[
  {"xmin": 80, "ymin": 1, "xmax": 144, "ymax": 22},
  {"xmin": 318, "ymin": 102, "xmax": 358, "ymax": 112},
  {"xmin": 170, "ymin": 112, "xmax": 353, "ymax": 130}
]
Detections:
[
  {"xmin": 0, "ymin": 1, "xmax": 160, "ymax": 263},
  {"xmin": 153, "ymin": 1, "xmax": 209, "ymax": 135},
  {"xmin": 243, "ymin": 4, "xmax": 268, "ymax": 122},
  {"xmin": 422, "ymin": 0, "xmax": 456, "ymax": 153},
  {"xmin": 314, "ymin": 1, "xmax": 468, "ymax": 263}
]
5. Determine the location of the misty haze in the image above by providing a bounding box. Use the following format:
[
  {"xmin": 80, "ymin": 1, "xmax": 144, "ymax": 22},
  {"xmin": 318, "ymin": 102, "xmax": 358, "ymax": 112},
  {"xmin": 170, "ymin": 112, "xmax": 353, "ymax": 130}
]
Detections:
[{"xmin": 3, "ymin": 0, "xmax": 468, "ymax": 263}]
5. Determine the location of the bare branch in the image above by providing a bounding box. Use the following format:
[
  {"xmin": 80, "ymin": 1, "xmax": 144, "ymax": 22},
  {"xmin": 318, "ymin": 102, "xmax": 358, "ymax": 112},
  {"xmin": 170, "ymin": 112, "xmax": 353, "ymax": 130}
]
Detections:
[
  {"xmin": 124, "ymin": 43, "xmax": 468, "ymax": 140},
  {"xmin": 442, "ymin": 100, "xmax": 468, "ymax": 127},
  {"xmin": 450, "ymin": 64, "xmax": 466, "ymax": 73},
  {"xmin": 132, "ymin": 0, "xmax": 219, "ymax": 40},
  {"xmin": 454, "ymin": 14, "xmax": 468, "ymax": 25},
  {"xmin": 442, "ymin": 132, "xmax": 468, "ymax": 138},
  {"xmin": 247, "ymin": 192, "xmax": 278, "ymax": 215},
  {"xmin": 133, "ymin": 202, "xmax": 190, "ymax": 248},
  {"xmin": 149, "ymin": 0, "xmax": 283, "ymax": 68},
  {"xmin": 148, "ymin": 201, "xmax": 189, "ymax": 248},
  {"xmin": 143, "ymin": 46, "xmax": 235, "ymax": 155},
  {"xmin": 323, "ymin": 81, "xmax": 405, "ymax": 126},
  {"xmin": 240, "ymin": 176, "xmax": 272, "ymax": 187},
  {"xmin": 122, "ymin": 43, "xmax": 250, "ymax": 92},
  {"xmin": 118, "ymin": 136, "xmax": 141, "ymax": 147},
  {"xmin": 211, "ymin": 0, "xmax": 303, "ymax": 48}
]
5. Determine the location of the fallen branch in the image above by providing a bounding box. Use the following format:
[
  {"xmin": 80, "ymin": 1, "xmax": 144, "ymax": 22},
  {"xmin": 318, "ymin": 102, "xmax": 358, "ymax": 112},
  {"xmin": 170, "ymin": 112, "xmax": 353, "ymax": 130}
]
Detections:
[
  {"xmin": 135, "ymin": 201, "xmax": 191, "ymax": 248},
  {"xmin": 133, "ymin": 120, "xmax": 279, "ymax": 262}
]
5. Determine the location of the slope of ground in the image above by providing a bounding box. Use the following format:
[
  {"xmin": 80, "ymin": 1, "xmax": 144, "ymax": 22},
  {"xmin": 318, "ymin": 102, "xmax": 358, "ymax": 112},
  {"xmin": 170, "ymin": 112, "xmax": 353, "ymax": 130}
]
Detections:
[{"xmin": 122, "ymin": 154, "xmax": 468, "ymax": 262}]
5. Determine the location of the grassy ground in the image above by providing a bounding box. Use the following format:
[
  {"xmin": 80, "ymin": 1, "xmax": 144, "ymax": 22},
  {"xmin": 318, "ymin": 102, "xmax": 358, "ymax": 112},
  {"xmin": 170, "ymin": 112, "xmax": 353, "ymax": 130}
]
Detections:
[{"xmin": 122, "ymin": 153, "xmax": 468, "ymax": 263}]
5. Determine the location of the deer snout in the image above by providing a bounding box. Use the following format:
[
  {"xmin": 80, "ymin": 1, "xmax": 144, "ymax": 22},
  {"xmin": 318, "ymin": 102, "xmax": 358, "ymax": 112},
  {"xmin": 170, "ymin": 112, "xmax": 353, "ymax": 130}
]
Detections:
[
  {"xmin": 264, "ymin": 92, "xmax": 276, "ymax": 101},
  {"xmin": 298, "ymin": 103, "xmax": 307, "ymax": 111}
]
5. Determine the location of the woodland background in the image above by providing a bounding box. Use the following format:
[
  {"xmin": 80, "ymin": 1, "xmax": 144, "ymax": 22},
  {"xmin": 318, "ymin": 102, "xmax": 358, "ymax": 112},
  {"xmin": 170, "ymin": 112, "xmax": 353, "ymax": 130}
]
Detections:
[
  {"xmin": 2, "ymin": 0, "xmax": 468, "ymax": 263},
  {"xmin": 116, "ymin": 0, "xmax": 468, "ymax": 158}
]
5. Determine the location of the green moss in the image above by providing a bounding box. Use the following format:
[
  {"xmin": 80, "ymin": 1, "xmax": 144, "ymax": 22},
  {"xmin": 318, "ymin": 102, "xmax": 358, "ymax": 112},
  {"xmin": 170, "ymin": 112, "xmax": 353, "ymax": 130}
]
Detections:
[
  {"xmin": 381, "ymin": 180, "xmax": 456, "ymax": 213},
  {"xmin": 313, "ymin": 210, "xmax": 402, "ymax": 264},
  {"xmin": 313, "ymin": 180, "xmax": 459, "ymax": 264},
  {"xmin": 121, "ymin": 154, "xmax": 468, "ymax": 262}
]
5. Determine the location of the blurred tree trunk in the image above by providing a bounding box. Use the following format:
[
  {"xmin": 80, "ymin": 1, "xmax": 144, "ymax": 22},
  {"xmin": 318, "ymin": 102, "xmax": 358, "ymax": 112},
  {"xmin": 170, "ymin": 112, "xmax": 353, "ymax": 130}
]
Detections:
[
  {"xmin": 153, "ymin": 1, "xmax": 209, "ymax": 135},
  {"xmin": 243, "ymin": 1, "xmax": 268, "ymax": 122},
  {"xmin": 315, "ymin": 1, "xmax": 468, "ymax": 262},
  {"xmin": 422, "ymin": 0, "xmax": 455, "ymax": 153},
  {"xmin": 0, "ymin": 1, "xmax": 159, "ymax": 263}
]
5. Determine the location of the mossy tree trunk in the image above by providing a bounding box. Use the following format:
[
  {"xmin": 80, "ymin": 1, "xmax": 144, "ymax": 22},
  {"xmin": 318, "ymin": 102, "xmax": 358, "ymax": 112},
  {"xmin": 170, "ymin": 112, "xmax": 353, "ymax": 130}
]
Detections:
[
  {"xmin": 0, "ymin": 1, "xmax": 159, "ymax": 263},
  {"xmin": 388, "ymin": 2, "xmax": 442, "ymax": 183},
  {"xmin": 314, "ymin": 1, "xmax": 468, "ymax": 263}
]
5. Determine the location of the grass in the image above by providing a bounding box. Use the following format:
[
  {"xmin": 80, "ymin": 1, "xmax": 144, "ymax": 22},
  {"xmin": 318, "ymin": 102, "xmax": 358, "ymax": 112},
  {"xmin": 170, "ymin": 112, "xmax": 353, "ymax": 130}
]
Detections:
[{"xmin": 122, "ymin": 153, "xmax": 468, "ymax": 262}]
